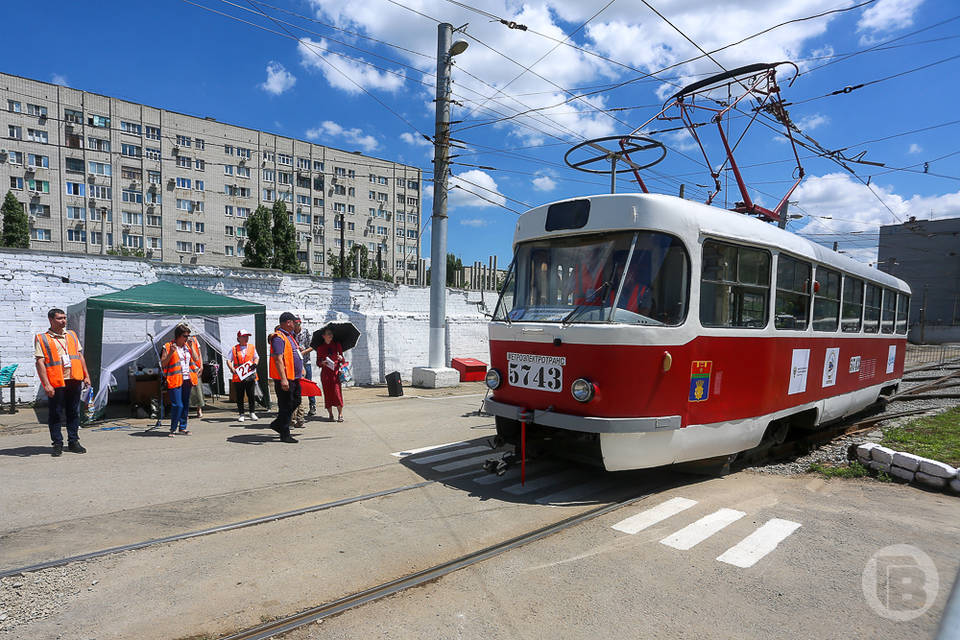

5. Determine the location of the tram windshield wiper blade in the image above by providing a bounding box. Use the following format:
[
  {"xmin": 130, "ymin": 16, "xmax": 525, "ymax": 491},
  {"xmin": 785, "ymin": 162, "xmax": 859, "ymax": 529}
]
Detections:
[{"xmin": 561, "ymin": 281, "xmax": 611, "ymax": 326}]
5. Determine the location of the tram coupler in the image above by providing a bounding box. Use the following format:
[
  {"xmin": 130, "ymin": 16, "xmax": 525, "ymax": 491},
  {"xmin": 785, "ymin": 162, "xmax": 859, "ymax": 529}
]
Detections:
[{"xmin": 483, "ymin": 451, "xmax": 518, "ymax": 476}]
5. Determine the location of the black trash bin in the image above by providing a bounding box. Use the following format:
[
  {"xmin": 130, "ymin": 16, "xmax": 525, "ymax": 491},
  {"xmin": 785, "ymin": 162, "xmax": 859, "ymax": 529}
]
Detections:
[{"xmin": 386, "ymin": 371, "xmax": 403, "ymax": 397}]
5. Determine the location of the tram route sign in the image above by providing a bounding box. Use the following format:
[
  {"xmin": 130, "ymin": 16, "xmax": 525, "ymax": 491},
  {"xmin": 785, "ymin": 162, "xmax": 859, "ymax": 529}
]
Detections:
[{"xmin": 688, "ymin": 360, "xmax": 712, "ymax": 402}]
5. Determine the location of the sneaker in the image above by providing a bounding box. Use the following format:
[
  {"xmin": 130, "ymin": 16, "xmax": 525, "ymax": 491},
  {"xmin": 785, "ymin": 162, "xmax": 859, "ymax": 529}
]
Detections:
[
  {"xmin": 68, "ymin": 442, "xmax": 87, "ymax": 454},
  {"xmin": 280, "ymin": 435, "xmax": 299, "ymax": 443},
  {"xmin": 306, "ymin": 409, "xmax": 316, "ymax": 417},
  {"xmin": 249, "ymin": 412, "xmax": 258, "ymax": 421},
  {"xmin": 52, "ymin": 444, "xmax": 63, "ymax": 457},
  {"xmin": 238, "ymin": 415, "xmax": 246, "ymax": 422}
]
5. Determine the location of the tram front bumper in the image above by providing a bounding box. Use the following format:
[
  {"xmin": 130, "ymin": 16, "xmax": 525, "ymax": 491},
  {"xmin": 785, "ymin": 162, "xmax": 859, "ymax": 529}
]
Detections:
[{"xmin": 483, "ymin": 398, "xmax": 681, "ymax": 433}]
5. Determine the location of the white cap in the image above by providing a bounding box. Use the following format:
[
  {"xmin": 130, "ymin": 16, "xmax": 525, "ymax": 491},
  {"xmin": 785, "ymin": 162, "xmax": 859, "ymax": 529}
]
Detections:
[{"xmin": 237, "ymin": 330, "xmax": 252, "ymax": 338}]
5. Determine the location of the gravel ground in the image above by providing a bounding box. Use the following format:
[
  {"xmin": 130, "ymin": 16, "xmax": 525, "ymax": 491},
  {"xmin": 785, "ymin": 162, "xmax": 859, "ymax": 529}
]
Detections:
[
  {"xmin": 746, "ymin": 367, "xmax": 960, "ymax": 476},
  {"xmin": 0, "ymin": 564, "xmax": 94, "ymax": 636}
]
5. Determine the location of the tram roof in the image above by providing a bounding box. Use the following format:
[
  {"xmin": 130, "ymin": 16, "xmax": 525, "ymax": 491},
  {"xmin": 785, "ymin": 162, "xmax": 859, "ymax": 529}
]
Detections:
[{"xmin": 514, "ymin": 193, "xmax": 909, "ymax": 293}]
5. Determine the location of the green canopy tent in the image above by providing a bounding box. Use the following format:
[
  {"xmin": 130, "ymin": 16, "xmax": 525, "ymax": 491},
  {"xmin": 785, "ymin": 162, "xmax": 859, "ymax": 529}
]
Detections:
[{"xmin": 67, "ymin": 281, "xmax": 269, "ymax": 415}]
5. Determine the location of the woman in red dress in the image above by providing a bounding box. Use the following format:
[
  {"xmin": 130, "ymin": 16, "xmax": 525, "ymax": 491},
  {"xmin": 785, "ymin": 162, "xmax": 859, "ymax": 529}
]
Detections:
[{"xmin": 315, "ymin": 328, "xmax": 345, "ymax": 422}]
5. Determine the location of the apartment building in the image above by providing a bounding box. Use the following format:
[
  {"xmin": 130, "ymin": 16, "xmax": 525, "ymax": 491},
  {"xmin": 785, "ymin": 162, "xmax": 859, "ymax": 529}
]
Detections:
[{"xmin": 0, "ymin": 72, "xmax": 423, "ymax": 281}]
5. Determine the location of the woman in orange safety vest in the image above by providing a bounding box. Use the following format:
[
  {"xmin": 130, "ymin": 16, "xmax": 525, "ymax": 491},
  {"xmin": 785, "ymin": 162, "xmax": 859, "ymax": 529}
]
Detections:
[{"xmin": 161, "ymin": 323, "xmax": 200, "ymax": 435}]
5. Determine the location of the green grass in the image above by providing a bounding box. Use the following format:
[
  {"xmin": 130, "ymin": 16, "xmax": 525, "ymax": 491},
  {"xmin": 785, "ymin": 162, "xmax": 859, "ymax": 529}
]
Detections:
[
  {"xmin": 880, "ymin": 406, "xmax": 960, "ymax": 468},
  {"xmin": 808, "ymin": 461, "xmax": 870, "ymax": 478}
]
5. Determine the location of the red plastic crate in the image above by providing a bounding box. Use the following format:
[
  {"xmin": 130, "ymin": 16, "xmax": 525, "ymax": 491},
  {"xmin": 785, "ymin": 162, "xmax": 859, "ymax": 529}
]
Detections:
[{"xmin": 451, "ymin": 357, "xmax": 487, "ymax": 382}]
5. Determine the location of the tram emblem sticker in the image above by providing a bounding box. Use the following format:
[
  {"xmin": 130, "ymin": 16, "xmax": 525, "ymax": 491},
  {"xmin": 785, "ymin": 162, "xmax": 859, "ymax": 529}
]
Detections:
[
  {"xmin": 849, "ymin": 356, "xmax": 861, "ymax": 374},
  {"xmin": 788, "ymin": 349, "xmax": 810, "ymax": 395},
  {"xmin": 688, "ymin": 361, "xmax": 712, "ymax": 402},
  {"xmin": 886, "ymin": 345, "xmax": 897, "ymax": 374},
  {"xmin": 822, "ymin": 347, "xmax": 840, "ymax": 388}
]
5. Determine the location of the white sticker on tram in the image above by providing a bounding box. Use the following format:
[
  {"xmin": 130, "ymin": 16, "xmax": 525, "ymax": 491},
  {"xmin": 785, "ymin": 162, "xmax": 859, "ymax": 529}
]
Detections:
[
  {"xmin": 716, "ymin": 518, "xmax": 802, "ymax": 568},
  {"xmin": 659, "ymin": 508, "xmax": 746, "ymax": 550},
  {"xmin": 611, "ymin": 497, "xmax": 698, "ymax": 535},
  {"xmin": 788, "ymin": 349, "xmax": 810, "ymax": 395},
  {"xmin": 391, "ymin": 441, "xmax": 467, "ymax": 457}
]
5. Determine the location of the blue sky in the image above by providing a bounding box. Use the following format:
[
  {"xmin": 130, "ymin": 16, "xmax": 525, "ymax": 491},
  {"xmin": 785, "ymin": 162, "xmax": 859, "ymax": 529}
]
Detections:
[{"xmin": 5, "ymin": 0, "xmax": 958, "ymax": 267}]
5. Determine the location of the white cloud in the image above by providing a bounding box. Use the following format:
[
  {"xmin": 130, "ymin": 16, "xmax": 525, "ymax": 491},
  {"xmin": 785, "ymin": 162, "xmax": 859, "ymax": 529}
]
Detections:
[
  {"xmin": 857, "ymin": 0, "xmax": 924, "ymax": 43},
  {"xmin": 50, "ymin": 73, "xmax": 69, "ymax": 87},
  {"xmin": 460, "ymin": 217, "xmax": 489, "ymax": 227},
  {"xmin": 298, "ymin": 37, "xmax": 404, "ymax": 94},
  {"xmin": 400, "ymin": 132, "xmax": 432, "ymax": 148},
  {"xmin": 532, "ymin": 174, "xmax": 557, "ymax": 192},
  {"xmin": 306, "ymin": 120, "xmax": 379, "ymax": 152},
  {"xmin": 797, "ymin": 113, "xmax": 829, "ymax": 131},
  {"xmin": 792, "ymin": 172, "xmax": 960, "ymax": 262},
  {"xmin": 449, "ymin": 170, "xmax": 506, "ymax": 209},
  {"xmin": 908, "ymin": 143, "xmax": 923, "ymax": 154},
  {"xmin": 260, "ymin": 62, "xmax": 296, "ymax": 95}
]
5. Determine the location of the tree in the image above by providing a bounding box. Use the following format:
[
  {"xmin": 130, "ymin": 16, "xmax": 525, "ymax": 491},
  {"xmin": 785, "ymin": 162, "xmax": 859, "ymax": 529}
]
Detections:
[
  {"xmin": 243, "ymin": 205, "xmax": 273, "ymax": 268},
  {"xmin": 271, "ymin": 200, "xmax": 299, "ymax": 273},
  {"xmin": 1, "ymin": 191, "xmax": 29, "ymax": 249},
  {"xmin": 107, "ymin": 247, "xmax": 145, "ymax": 258},
  {"xmin": 426, "ymin": 252, "xmax": 463, "ymax": 286},
  {"xmin": 327, "ymin": 246, "xmax": 394, "ymax": 282}
]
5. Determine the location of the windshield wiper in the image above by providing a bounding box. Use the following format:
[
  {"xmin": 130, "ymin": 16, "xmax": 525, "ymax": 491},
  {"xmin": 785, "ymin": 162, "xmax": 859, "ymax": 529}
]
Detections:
[{"xmin": 561, "ymin": 281, "xmax": 611, "ymax": 326}]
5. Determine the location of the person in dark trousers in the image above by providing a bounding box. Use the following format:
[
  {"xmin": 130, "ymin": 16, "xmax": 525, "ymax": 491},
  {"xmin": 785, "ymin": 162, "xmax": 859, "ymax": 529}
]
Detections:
[
  {"xmin": 161, "ymin": 324, "xmax": 201, "ymax": 435},
  {"xmin": 268, "ymin": 312, "xmax": 302, "ymax": 443},
  {"xmin": 227, "ymin": 329, "xmax": 259, "ymax": 422},
  {"xmin": 35, "ymin": 308, "xmax": 92, "ymax": 456},
  {"xmin": 293, "ymin": 316, "xmax": 316, "ymax": 424}
]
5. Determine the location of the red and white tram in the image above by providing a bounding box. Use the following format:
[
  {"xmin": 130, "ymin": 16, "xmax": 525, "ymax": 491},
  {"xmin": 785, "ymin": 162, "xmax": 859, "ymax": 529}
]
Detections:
[{"xmin": 483, "ymin": 193, "xmax": 911, "ymax": 471}]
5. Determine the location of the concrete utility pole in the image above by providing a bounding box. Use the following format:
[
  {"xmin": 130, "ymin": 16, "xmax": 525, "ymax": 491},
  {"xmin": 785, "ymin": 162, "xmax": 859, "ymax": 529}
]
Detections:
[
  {"xmin": 339, "ymin": 213, "xmax": 345, "ymax": 277},
  {"xmin": 414, "ymin": 23, "xmax": 468, "ymax": 388}
]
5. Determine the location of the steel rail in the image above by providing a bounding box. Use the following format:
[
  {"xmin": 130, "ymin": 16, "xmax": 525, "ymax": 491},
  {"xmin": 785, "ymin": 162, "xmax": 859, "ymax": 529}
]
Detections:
[
  {"xmin": 219, "ymin": 489, "xmax": 666, "ymax": 640},
  {"xmin": 0, "ymin": 481, "xmax": 432, "ymax": 579}
]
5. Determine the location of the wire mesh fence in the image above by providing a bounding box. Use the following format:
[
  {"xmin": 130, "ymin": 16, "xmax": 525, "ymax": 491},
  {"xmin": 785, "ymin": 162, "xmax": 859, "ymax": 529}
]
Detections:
[{"xmin": 905, "ymin": 343, "xmax": 960, "ymax": 368}]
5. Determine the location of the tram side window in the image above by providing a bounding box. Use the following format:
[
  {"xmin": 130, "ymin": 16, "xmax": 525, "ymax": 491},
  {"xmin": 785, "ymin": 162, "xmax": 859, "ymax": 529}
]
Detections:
[
  {"xmin": 841, "ymin": 276, "xmax": 863, "ymax": 332},
  {"xmin": 700, "ymin": 240, "xmax": 770, "ymax": 328},
  {"xmin": 863, "ymin": 283, "xmax": 881, "ymax": 333},
  {"xmin": 881, "ymin": 288, "xmax": 896, "ymax": 334},
  {"xmin": 775, "ymin": 254, "xmax": 811, "ymax": 330},
  {"xmin": 896, "ymin": 293, "xmax": 909, "ymax": 334},
  {"xmin": 813, "ymin": 267, "xmax": 841, "ymax": 332}
]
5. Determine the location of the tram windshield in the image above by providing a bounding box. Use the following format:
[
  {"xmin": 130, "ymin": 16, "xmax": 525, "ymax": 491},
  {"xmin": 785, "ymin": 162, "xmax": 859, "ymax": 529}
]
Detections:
[{"xmin": 493, "ymin": 231, "xmax": 689, "ymax": 325}]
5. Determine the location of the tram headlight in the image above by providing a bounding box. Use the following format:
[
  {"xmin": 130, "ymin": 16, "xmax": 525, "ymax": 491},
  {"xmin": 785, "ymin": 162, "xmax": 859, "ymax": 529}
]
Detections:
[
  {"xmin": 571, "ymin": 378, "xmax": 595, "ymax": 403},
  {"xmin": 485, "ymin": 368, "xmax": 502, "ymax": 390}
]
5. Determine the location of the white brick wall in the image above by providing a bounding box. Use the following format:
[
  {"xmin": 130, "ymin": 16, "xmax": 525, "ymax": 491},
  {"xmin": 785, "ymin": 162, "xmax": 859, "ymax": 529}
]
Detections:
[{"xmin": 0, "ymin": 248, "xmax": 491, "ymax": 402}]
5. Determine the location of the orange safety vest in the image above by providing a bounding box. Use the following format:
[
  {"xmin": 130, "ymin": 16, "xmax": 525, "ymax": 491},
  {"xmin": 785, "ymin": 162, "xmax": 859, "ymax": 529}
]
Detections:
[
  {"xmin": 188, "ymin": 336, "xmax": 202, "ymax": 365},
  {"xmin": 231, "ymin": 344, "xmax": 258, "ymax": 382},
  {"xmin": 269, "ymin": 331, "xmax": 298, "ymax": 380},
  {"xmin": 36, "ymin": 330, "xmax": 84, "ymax": 388},
  {"xmin": 162, "ymin": 342, "xmax": 200, "ymax": 389}
]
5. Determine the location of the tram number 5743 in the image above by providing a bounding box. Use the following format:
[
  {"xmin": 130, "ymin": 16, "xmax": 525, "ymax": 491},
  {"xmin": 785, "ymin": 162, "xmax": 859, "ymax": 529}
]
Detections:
[{"xmin": 507, "ymin": 361, "xmax": 563, "ymax": 392}]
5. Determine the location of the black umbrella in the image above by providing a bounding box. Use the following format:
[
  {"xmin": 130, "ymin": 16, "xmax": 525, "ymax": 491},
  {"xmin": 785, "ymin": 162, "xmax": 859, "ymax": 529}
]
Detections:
[{"xmin": 311, "ymin": 321, "xmax": 361, "ymax": 352}]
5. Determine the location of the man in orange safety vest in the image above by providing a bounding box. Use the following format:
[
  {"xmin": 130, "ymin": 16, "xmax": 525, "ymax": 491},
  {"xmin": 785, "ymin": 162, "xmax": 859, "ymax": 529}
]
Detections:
[{"xmin": 34, "ymin": 308, "xmax": 91, "ymax": 457}]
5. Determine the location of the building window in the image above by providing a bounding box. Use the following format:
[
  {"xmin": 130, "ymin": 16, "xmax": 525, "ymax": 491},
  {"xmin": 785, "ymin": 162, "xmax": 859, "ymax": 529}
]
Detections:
[
  {"xmin": 27, "ymin": 129, "xmax": 48, "ymax": 144},
  {"xmin": 176, "ymin": 220, "xmax": 193, "ymax": 232},
  {"xmin": 8, "ymin": 100, "xmax": 22, "ymax": 113},
  {"xmin": 195, "ymin": 222, "xmax": 205, "ymax": 233},
  {"xmin": 9, "ymin": 177, "xmax": 23, "ymax": 190},
  {"xmin": 224, "ymin": 205, "xmax": 234, "ymax": 217},
  {"xmin": 121, "ymin": 166, "xmax": 142, "ymax": 180},
  {"xmin": 176, "ymin": 199, "xmax": 192, "ymax": 211},
  {"xmin": 145, "ymin": 147, "xmax": 161, "ymax": 160},
  {"xmin": 27, "ymin": 154, "xmax": 49, "ymax": 168},
  {"xmin": 195, "ymin": 138, "xmax": 205, "ymax": 150},
  {"xmin": 195, "ymin": 180, "xmax": 204, "ymax": 192},
  {"xmin": 176, "ymin": 241, "xmax": 192, "ymax": 252},
  {"xmin": 89, "ymin": 208, "xmax": 113, "ymax": 222},
  {"xmin": 29, "ymin": 203, "xmax": 50, "ymax": 217},
  {"xmin": 177, "ymin": 156, "xmax": 192, "ymax": 168},
  {"xmin": 313, "ymin": 197, "xmax": 324, "ymax": 207},
  {"xmin": 224, "ymin": 144, "xmax": 234, "ymax": 155},
  {"xmin": 225, "ymin": 225, "xmax": 234, "ymax": 236},
  {"xmin": 262, "ymin": 189, "xmax": 275, "ymax": 202},
  {"xmin": 146, "ymin": 215, "xmax": 162, "ymax": 227},
  {"xmin": 297, "ymin": 194, "xmax": 310, "ymax": 205},
  {"xmin": 263, "ymin": 169, "xmax": 275, "ymax": 182},
  {"xmin": 195, "ymin": 159, "xmax": 205, "ymax": 171},
  {"xmin": 65, "ymin": 182, "xmax": 85, "ymax": 196},
  {"xmin": 67, "ymin": 229, "xmax": 86, "ymax": 243},
  {"xmin": 31, "ymin": 228, "xmax": 52, "ymax": 241},
  {"xmin": 296, "ymin": 212, "xmax": 310, "ymax": 224},
  {"xmin": 407, "ymin": 229, "xmax": 416, "ymax": 238},
  {"xmin": 236, "ymin": 226, "xmax": 248, "ymax": 238},
  {"xmin": 147, "ymin": 237, "xmax": 162, "ymax": 249},
  {"xmin": 88, "ymin": 161, "xmax": 111, "ymax": 176},
  {"xmin": 122, "ymin": 211, "xmax": 143, "ymax": 225},
  {"xmin": 237, "ymin": 147, "xmax": 251, "ymax": 159},
  {"xmin": 122, "ymin": 189, "xmax": 143, "ymax": 203},
  {"xmin": 66, "ymin": 206, "xmax": 86, "ymax": 220},
  {"xmin": 237, "ymin": 166, "xmax": 250, "ymax": 178},
  {"xmin": 148, "ymin": 170, "xmax": 161, "ymax": 184},
  {"xmin": 176, "ymin": 135, "xmax": 192, "ymax": 147},
  {"xmin": 121, "ymin": 143, "xmax": 142, "ymax": 157},
  {"xmin": 65, "ymin": 133, "xmax": 83, "ymax": 149},
  {"xmin": 334, "ymin": 203, "xmax": 345, "ymax": 213},
  {"xmin": 224, "ymin": 165, "xmax": 234, "ymax": 176},
  {"xmin": 237, "ymin": 243, "xmax": 246, "ymax": 257},
  {"xmin": 8, "ymin": 125, "xmax": 22, "ymax": 139},
  {"xmin": 278, "ymin": 171, "xmax": 291, "ymax": 185},
  {"xmin": 195, "ymin": 243, "xmax": 205, "ymax": 254},
  {"xmin": 64, "ymin": 108, "xmax": 83, "ymax": 123},
  {"xmin": 120, "ymin": 121, "xmax": 142, "ymax": 135},
  {"xmin": 88, "ymin": 137, "xmax": 110, "ymax": 152},
  {"xmin": 176, "ymin": 177, "xmax": 192, "ymax": 189},
  {"xmin": 237, "ymin": 207, "xmax": 250, "ymax": 218},
  {"xmin": 123, "ymin": 233, "xmax": 144, "ymax": 248},
  {"xmin": 278, "ymin": 153, "xmax": 292, "ymax": 165},
  {"xmin": 7, "ymin": 151, "xmax": 22, "ymax": 164},
  {"xmin": 313, "ymin": 160, "xmax": 324, "ymax": 171},
  {"xmin": 297, "ymin": 158, "xmax": 310, "ymax": 169},
  {"xmin": 91, "ymin": 185, "xmax": 112, "ymax": 199},
  {"xmin": 225, "ymin": 245, "xmax": 235, "ymax": 256},
  {"xmin": 145, "ymin": 126, "xmax": 161, "ymax": 140},
  {"xmin": 89, "ymin": 114, "xmax": 110, "ymax": 128},
  {"xmin": 28, "ymin": 180, "xmax": 50, "ymax": 193},
  {"xmin": 27, "ymin": 104, "xmax": 48, "ymax": 117}
]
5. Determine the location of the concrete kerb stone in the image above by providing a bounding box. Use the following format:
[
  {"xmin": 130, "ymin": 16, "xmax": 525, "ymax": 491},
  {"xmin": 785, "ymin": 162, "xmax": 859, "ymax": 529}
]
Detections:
[
  {"xmin": 856, "ymin": 443, "xmax": 879, "ymax": 464},
  {"xmin": 870, "ymin": 446, "xmax": 895, "ymax": 466},
  {"xmin": 950, "ymin": 477, "xmax": 960, "ymax": 494},
  {"xmin": 918, "ymin": 459, "xmax": 957, "ymax": 479},
  {"xmin": 888, "ymin": 466, "xmax": 915, "ymax": 483},
  {"xmin": 891, "ymin": 451, "xmax": 923, "ymax": 472},
  {"xmin": 915, "ymin": 472, "xmax": 948, "ymax": 489}
]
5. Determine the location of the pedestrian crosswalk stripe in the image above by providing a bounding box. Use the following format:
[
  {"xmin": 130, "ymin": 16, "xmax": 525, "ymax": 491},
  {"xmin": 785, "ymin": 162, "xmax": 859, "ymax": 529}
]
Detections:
[
  {"xmin": 391, "ymin": 441, "xmax": 467, "ymax": 458},
  {"xmin": 716, "ymin": 518, "xmax": 802, "ymax": 568},
  {"xmin": 611, "ymin": 497, "xmax": 698, "ymax": 535},
  {"xmin": 503, "ymin": 471, "xmax": 580, "ymax": 495},
  {"xmin": 432, "ymin": 454, "xmax": 497, "ymax": 473},
  {"xmin": 660, "ymin": 508, "xmax": 746, "ymax": 550},
  {"xmin": 536, "ymin": 480, "xmax": 618, "ymax": 506},
  {"xmin": 411, "ymin": 445, "xmax": 490, "ymax": 464}
]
